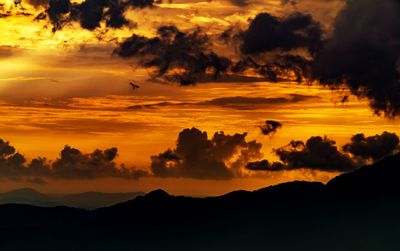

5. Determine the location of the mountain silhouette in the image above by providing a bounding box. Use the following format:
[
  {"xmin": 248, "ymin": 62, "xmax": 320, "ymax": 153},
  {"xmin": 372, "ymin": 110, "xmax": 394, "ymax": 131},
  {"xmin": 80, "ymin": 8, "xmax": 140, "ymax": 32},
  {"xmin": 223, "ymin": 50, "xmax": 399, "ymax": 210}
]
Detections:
[
  {"xmin": 0, "ymin": 188, "xmax": 60, "ymax": 207},
  {"xmin": 1, "ymin": 154, "xmax": 400, "ymax": 250},
  {"xmin": 327, "ymin": 153, "xmax": 400, "ymax": 196},
  {"xmin": 56, "ymin": 191, "xmax": 145, "ymax": 209},
  {"xmin": 0, "ymin": 189, "xmax": 144, "ymax": 209}
]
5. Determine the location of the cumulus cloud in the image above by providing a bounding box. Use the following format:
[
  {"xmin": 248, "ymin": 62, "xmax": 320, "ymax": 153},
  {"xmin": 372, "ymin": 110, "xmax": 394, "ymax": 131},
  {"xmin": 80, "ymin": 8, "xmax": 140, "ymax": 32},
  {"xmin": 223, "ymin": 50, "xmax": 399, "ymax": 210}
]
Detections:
[
  {"xmin": 0, "ymin": 139, "xmax": 28, "ymax": 181},
  {"xmin": 258, "ymin": 120, "xmax": 282, "ymax": 136},
  {"xmin": 343, "ymin": 132, "xmax": 400, "ymax": 162},
  {"xmin": 50, "ymin": 146, "xmax": 148, "ymax": 179},
  {"xmin": 247, "ymin": 136, "xmax": 356, "ymax": 173},
  {"xmin": 247, "ymin": 131, "xmax": 400, "ymax": 173},
  {"xmin": 0, "ymin": 138, "xmax": 148, "ymax": 182},
  {"xmin": 150, "ymin": 128, "xmax": 263, "ymax": 179},
  {"xmin": 274, "ymin": 136, "xmax": 356, "ymax": 172},
  {"xmin": 114, "ymin": 25, "xmax": 231, "ymax": 85}
]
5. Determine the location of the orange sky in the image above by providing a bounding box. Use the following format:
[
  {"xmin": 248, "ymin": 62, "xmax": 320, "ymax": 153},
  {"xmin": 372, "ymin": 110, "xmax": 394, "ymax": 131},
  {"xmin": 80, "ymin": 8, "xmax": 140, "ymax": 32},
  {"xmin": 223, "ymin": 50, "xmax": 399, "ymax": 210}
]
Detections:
[{"xmin": 1, "ymin": 0, "xmax": 399, "ymax": 195}]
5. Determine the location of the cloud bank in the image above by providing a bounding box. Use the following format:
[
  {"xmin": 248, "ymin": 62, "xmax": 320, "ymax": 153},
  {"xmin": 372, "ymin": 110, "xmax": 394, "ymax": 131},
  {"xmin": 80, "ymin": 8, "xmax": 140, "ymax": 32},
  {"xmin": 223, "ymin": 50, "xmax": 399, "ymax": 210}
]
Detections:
[
  {"xmin": 1, "ymin": 130, "xmax": 399, "ymax": 182},
  {"xmin": 0, "ymin": 139, "xmax": 148, "ymax": 183},
  {"xmin": 247, "ymin": 131, "xmax": 400, "ymax": 173}
]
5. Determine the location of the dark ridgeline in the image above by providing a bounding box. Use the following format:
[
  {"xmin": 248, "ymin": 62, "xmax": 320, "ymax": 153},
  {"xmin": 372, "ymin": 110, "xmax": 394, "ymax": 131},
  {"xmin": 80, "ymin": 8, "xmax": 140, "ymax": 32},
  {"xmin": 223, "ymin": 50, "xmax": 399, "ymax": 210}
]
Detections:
[
  {"xmin": 1, "ymin": 155, "xmax": 400, "ymax": 250},
  {"xmin": 0, "ymin": 190, "xmax": 145, "ymax": 209}
]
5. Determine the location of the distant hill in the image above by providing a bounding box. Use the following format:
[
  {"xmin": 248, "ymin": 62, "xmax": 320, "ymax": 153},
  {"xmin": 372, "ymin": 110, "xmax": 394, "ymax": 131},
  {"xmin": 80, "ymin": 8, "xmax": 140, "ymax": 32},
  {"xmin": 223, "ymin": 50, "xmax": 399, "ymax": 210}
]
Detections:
[
  {"xmin": 0, "ymin": 189, "xmax": 144, "ymax": 209},
  {"xmin": 1, "ymin": 154, "xmax": 400, "ymax": 250},
  {"xmin": 0, "ymin": 188, "xmax": 60, "ymax": 207},
  {"xmin": 58, "ymin": 191, "xmax": 145, "ymax": 209}
]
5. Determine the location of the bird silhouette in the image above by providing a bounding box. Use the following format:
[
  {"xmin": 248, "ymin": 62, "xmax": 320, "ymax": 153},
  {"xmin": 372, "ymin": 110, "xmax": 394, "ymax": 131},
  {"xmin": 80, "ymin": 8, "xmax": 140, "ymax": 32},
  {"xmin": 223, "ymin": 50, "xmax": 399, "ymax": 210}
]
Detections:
[{"xmin": 129, "ymin": 82, "xmax": 140, "ymax": 90}]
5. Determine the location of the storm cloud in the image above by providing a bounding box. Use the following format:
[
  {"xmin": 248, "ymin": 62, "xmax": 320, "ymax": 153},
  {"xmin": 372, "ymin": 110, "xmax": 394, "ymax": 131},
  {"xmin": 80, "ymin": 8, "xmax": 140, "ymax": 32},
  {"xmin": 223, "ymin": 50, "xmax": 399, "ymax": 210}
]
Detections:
[
  {"xmin": 218, "ymin": 12, "xmax": 324, "ymax": 82},
  {"xmin": 240, "ymin": 12, "xmax": 322, "ymax": 56},
  {"xmin": 228, "ymin": 2, "xmax": 400, "ymax": 117},
  {"xmin": 312, "ymin": 0, "xmax": 400, "ymax": 117},
  {"xmin": 150, "ymin": 127, "xmax": 263, "ymax": 179}
]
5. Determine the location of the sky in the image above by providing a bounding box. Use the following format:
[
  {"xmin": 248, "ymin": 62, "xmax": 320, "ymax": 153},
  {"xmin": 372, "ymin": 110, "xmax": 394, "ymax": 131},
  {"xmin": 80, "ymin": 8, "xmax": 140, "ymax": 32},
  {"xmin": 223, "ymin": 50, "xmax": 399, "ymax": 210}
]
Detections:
[{"xmin": 1, "ymin": 0, "xmax": 400, "ymax": 195}]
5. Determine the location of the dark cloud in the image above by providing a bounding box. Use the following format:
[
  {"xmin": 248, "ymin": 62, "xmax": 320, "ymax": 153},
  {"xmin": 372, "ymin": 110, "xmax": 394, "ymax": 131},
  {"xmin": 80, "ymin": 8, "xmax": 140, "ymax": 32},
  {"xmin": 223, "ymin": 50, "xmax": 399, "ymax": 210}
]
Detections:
[
  {"xmin": 248, "ymin": 131, "xmax": 400, "ymax": 173},
  {"xmin": 113, "ymin": 12, "xmax": 323, "ymax": 84},
  {"xmin": 312, "ymin": 0, "xmax": 400, "ymax": 117},
  {"xmin": 204, "ymin": 94, "xmax": 315, "ymax": 109},
  {"xmin": 33, "ymin": 0, "xmax": 153, "ymax": 32},
  {"xmin": 230, "ymin": 140, "xmax": 263, "ymax": 170},
  {"xmin": 51, "ymin": 146, "xmax": 148, "ymax": 179},
  {"xmin": 246, "ymin": 159, "xmax": 285, "ymax": 171},
  {"xmin": 220, "ymin": 4, "xmax": 400, "ymax": 117},
  {"xmin": 26, "ymin": 0, "xmax": 50, "ymax": 8},
  {"xmin": 281, "ymin": 0, "xmax": 296, "ymax": 5},
  {"xmin": 274, "ymin": 136, "xmax": 356, "ymax": 172},
  {"xmin": 258, "ymin": 120, "xmax": 282, "ymax": 136},
  {"xmin": 150, "ymin": 128, "xmax": 263, "ymax": 179},
  {"xmin": 114, "ymin": 26, "xmax": 231, "ymax": 85},
  {"xmin": 127, "ymin": 94, "xmax": 317, "ymax": 110},
  {"xmin": 46, "ymin": 0, "xmax": 71, "ymax": 31},
  {"xmin": 343, "ymin": 132, "xmax": 400, "ymax": 162},
  {"xmin": 0, "ymin": 139, "xmax": 16, "ymax": 158},
  {"xmin": 226, "ymin": 12, "xmax": 323, "ymax": 82},
  {"xmin": 230, "ymin": 54, "xmax": 312, "ymax": 82},
  {"xmin": 73, "ymin": 0, "xmax": 147, "ymax": 30},
  {"xmin": 0, "ymin": 138, "xmax": 148, "ymax": 182},
  {"xmin": 240, "ymin": 12, "xmax": 322, "ymax": 56},
  {"xmin": 128, "ymin": 101, "xmax": 184, "ymax": 110},
  {"xmin": 218, "ymin": 12, "xmax": 323, "ymax": 82},
  {"xmin": 229, "ymin": 0, "xmax": 250, "ymax": 7},
  {"xmin": 0, "ymin": 139, "xmax": 30, "ymax": 180}
]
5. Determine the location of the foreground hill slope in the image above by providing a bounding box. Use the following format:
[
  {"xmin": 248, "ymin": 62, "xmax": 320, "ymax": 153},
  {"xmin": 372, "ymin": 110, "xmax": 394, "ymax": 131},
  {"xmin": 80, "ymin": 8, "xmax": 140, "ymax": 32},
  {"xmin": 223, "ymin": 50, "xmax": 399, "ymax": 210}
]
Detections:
[{"xmin": 1, "ymin": 154, "xmax": 400, "ymax": 250}]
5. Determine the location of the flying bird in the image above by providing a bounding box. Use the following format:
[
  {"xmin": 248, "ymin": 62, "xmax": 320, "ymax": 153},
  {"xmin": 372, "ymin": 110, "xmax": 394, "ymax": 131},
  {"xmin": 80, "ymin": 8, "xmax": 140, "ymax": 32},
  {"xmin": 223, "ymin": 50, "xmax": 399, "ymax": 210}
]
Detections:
[{"xmin": 129, "ymin": 82, "xmax": 140, "ymax": 91}]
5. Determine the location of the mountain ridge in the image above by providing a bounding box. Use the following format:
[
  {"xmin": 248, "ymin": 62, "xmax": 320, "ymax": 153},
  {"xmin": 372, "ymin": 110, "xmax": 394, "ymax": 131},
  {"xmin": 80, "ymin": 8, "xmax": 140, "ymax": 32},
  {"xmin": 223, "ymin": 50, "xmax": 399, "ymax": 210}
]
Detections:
[
  {"xmin": 0, "ymin": 189, "xmax": 145, "ymax": 209},
  {"xmin": 1, "ymin": 154, "xmax": 400, "ymax": 250}
]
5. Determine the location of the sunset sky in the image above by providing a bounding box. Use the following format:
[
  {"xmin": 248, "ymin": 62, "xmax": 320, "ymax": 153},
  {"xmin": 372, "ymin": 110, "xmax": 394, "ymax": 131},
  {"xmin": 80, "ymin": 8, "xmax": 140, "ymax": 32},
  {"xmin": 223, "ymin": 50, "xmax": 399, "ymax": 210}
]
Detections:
[{"xmin": 1, "ymin": 0, "xmax": 399, "ymax": 195}]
